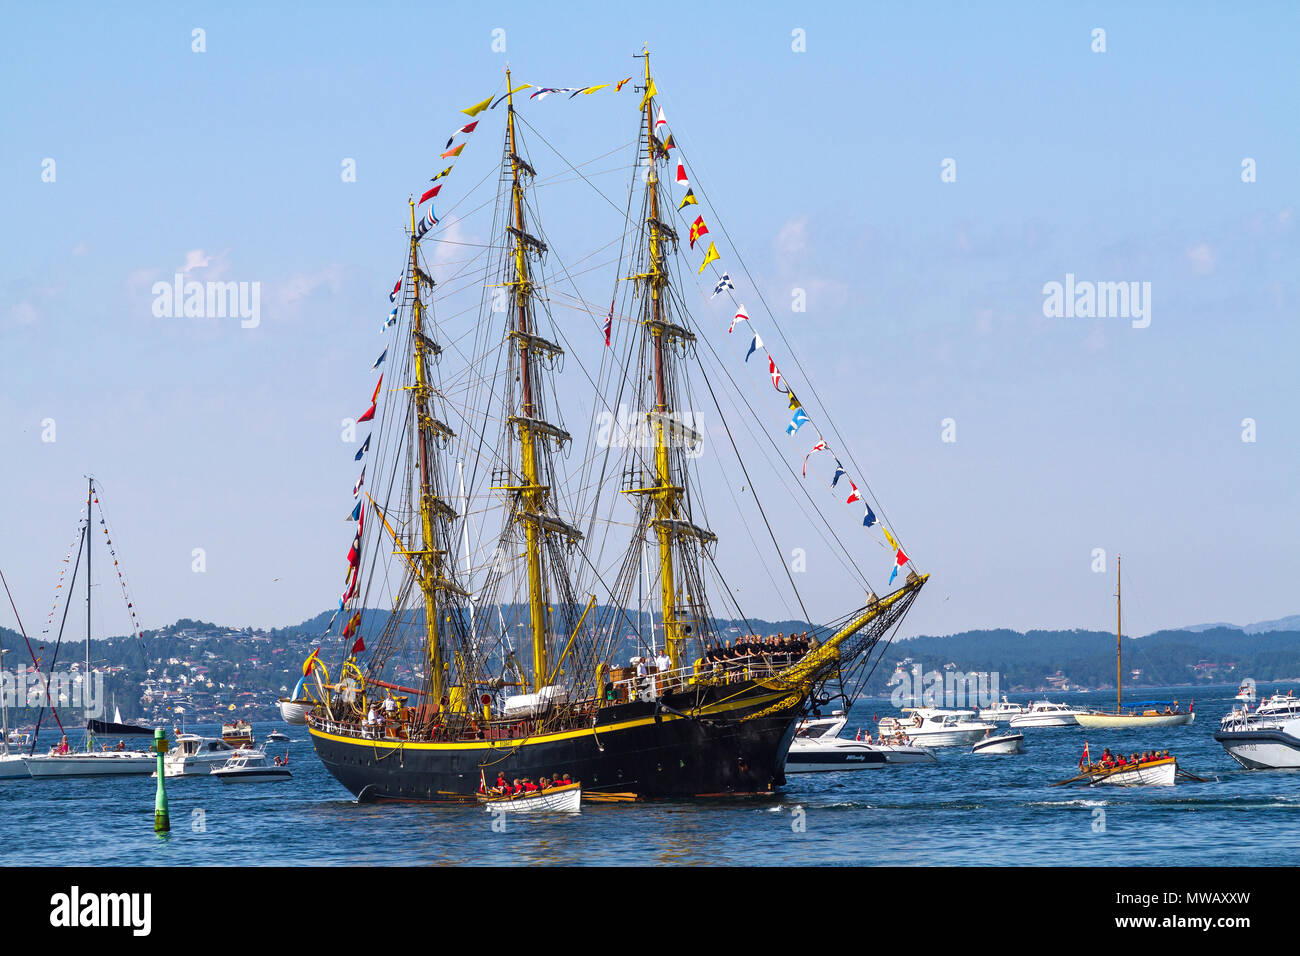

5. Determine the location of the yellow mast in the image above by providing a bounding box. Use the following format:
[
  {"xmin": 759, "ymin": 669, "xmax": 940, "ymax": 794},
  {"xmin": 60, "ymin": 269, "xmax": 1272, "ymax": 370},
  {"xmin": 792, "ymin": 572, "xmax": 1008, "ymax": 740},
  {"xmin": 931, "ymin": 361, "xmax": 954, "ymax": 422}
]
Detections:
[
  {"xmin": 640, "ymin": 50, "xmax": 684, "ymax": 672},
  {"xmin": 408, "ymin": 198, "xmax": 446, "ymax": 706},
  {"xmin": 1116, "ymin": 553, "xmax": 1122, "ymax": 713},
  {"xmin": 505, "ymin": 69, "xmax": 550, "ymax": 692}
]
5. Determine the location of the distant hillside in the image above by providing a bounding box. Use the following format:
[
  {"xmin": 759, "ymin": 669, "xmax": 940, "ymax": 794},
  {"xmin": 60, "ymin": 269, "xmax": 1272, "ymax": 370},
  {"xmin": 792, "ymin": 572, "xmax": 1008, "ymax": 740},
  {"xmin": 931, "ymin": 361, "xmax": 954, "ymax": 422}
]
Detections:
[
  {"xmin": 1182, "ymin": 614, "xmax": 1300, "ymax": 635},
  {"xmin": 867, "ymin": 626, "xmax": 1300, "ymax": 695}
]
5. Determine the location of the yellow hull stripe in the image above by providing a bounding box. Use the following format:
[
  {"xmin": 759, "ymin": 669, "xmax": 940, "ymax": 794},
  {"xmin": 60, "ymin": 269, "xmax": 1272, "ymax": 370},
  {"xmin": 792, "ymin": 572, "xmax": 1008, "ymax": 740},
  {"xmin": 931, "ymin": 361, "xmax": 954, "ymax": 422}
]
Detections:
[{"xmin": 308, "ymin": 688, "xmax": 793, "ymax": 752}]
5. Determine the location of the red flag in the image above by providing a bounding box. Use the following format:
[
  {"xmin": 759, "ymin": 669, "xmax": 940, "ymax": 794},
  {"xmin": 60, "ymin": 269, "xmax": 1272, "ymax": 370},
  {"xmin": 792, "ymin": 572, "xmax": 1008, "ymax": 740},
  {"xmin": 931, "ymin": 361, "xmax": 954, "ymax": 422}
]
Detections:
[
  {"xmin": 895, "ymin": 547, "xmax": 909, "ymax": 567},
  {"xmin": 803, "ymin": 440, "xmax": 827, "ymax": 476},
  {"xmin": 768, "ymin": 356, "xmax": 782, "ymax": 391},
  {"xmin": 371, "ymin": 374, "xmax": 383, "ymax": 403},
  {"xmin": 420, "ymin": 185, "xmax": 441, "ymax": 205},
  {"xmin": 444, "ymin": 121, "xmax": 477, "ymax": 149},
  {"xmin": 351, "ymin": 635, "xmax": 366, "ymax": 655},
  {"xmin": 343, "ymin": 611, "xmax": 361, "ymax": 638},
  {"xmin": 357, "ymin": 402, "xmax": 376, "ymax": 423},
  {"xmin": 689, "ymin": 215, "xmax": 709, "ymax": 250},
  {"xmin": 846, "ymin": 481, "xmax": 861, "ymax": 504}
]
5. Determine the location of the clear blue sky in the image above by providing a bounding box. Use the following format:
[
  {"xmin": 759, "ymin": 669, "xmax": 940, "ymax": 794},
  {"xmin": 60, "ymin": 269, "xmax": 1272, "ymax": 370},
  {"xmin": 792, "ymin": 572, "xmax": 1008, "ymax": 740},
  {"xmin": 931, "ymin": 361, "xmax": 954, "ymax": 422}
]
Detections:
[{"xmin": 3, "ymin": 2, "xmax": 1296, "ymax": 641}]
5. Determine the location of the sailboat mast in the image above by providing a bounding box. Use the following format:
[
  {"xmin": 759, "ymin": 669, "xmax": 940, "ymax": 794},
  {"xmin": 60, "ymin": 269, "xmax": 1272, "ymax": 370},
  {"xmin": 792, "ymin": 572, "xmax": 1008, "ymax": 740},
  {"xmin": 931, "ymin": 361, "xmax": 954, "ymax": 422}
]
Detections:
[
  {"xmin": 505, "ymin": 69, "xmax": 550, "ymax": 692},
  {"xmin": 408, "ymin": 199, "xmax": 447, "ymax": 706},
  {"xmin": 86, "ymin": 477, "xmax": 92, "ymax": 684},
  {"xmin": 640, "ymin": 51, "xmax": 683, "ymax": 671},
  {"xmin": 1116, "ymin": 553, "xmax": 1122, "ymax": 713}
]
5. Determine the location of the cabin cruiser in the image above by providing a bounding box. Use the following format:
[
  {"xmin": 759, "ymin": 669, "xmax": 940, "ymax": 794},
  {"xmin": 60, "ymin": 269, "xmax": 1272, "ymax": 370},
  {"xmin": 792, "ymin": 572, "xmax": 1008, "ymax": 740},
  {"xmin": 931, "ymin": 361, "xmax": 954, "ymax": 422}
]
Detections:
[
  {"xmin": 877, "ymin": 707, "xmax": 995, "ymax": 747},
  {"xmin": 1008, "ymin": 700, "xmax": 1086, "ymax": 728},
  {"xmin": 1234, "ymin": 681, "xmax": 1257, "ymax": 703},
  {"xmin": 211, "ymin": 752, "xmax": 291, "ymax": 784},
  {"xmin": 1215, "ymin": 697, "xmax": 1300, "ymax": 769},
  {"xmin": 0, "ymin": 732, "xmax": 33, "ymax": 779},
  {"xmin": 978, "ymin": 696, "xmax": 1025, "ymax": 723},
  {"xmin": 161, "ymin": 734, "xmax": 266, "ymax": 777},
  {"xmin": 786, "ymin": 711, "xmax": 936, "ymax": 771}
]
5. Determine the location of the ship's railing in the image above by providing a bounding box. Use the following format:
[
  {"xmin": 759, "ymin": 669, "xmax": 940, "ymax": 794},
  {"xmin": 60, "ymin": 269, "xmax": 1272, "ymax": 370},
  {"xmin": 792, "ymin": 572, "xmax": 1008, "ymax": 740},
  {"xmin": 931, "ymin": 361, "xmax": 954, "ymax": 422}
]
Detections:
[{"xmin": 605, "ymin": 653, "xmax": 807, "ymax": 702}]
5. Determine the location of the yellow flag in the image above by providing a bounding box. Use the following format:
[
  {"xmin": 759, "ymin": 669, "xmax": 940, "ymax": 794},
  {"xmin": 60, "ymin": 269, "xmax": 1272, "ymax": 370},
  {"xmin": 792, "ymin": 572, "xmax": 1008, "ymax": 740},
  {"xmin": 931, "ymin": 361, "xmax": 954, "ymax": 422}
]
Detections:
[
  {"xmin": 882, "ymin": 527, "xmax": 899, "ymax": 551},
  {"xmin": 697, "ymin": 241, "xmax": 720, "ymax": 274},
  {"xmin": 788, "ymin": 391, "xmax": 801, "ymax": 411},
  {"xmin": 462, "ymin": 95, "xmax": 492, "ymax": 117},
  {"xmin": 678, "ymin": 189, "xmax": 697, "ymax": 210},
  {"xmin": 581, "ymin": 84, "xmax": 609, "ymax": 95},
  {"xmin": 639, "ymin": 78, "xmax": 657, "ymax": 112}
]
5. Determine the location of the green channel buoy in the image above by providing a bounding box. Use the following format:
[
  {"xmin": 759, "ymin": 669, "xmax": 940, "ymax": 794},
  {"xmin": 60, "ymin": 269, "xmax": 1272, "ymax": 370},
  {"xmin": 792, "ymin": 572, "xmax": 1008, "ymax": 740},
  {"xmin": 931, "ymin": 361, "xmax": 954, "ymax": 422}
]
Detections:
[{"xmin": 154, "ymin": 727, "xmax": 170, "ymax": 833}]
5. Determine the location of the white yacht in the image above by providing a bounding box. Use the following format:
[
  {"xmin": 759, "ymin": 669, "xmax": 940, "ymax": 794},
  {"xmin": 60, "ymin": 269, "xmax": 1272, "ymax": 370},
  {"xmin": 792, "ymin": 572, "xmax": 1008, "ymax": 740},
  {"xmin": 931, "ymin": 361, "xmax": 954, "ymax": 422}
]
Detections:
[
  {"xmin": 1234, "ymin": 681, "xmax": 1257, "ymax": 703},
  {"xmin": 1215, "ymin": 697, "xmax": 1300, "ymax": 770},
  {"xmin": 1009, "ymin": 700, "xmax": 1086, "ymax": 728},
  {"xmin": 972, "ymin": 730, "xmax": 1024, "ymax": 755},
  {"xmin": 877, "ymin": 707, "xmax": 995, "ymax": 747},
  {"xmin": 161, "ymin": 734, "xmax": 264, "ymax": 777},
  {"xmin": 978, "ymin": 696, "xmax": 1025, "ymax": 723},
  {"xmin": 786, "ymin": 711, "xmax": 935, "ymax": 771},
  {"xmin": 24, "ymin": 746, "xmax": 156, "ymax": 778}
]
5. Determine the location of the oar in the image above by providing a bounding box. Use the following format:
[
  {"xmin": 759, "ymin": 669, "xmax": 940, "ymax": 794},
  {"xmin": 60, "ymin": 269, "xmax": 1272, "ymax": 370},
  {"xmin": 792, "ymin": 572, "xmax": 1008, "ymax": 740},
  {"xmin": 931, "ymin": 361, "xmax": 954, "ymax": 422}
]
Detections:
[{"xmin": 1052, "ymin": 767, "xmax": 1098, "ymax": 786}]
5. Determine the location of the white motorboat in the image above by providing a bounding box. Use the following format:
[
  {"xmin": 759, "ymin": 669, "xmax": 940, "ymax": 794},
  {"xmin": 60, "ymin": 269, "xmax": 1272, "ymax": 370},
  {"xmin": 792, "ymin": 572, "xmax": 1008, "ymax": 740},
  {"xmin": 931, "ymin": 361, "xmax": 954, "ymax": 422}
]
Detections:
[
  {"xmin": 786, "ymin": 712, "xmax": 935, "ymax": 771},
  {"xmin": 1234, "ymin": 681, "xmax": 1258, "ymax": 703},
  {"xmin": 972, "ymin": 731, "xmax": 1024, "ymax": 755},
  {"xmin": 24, "ymin": 748, "xmax": 156, "ymax": 778},
  {"xmin": 1215, "ymin": 701, "xmax": 1300, "ymax": 770},
  {"xmin": 265, "ymin": 730, "xmax": 290, "ymax": 742},
  {"xmin": 877, "ymin": 707, "xmax": 995, "ymax": 747},
  {"xmin": 1009, "ymin": 701, "xmax": 1086, "ymax": 728},
  {"xmin": 211, "ymin": 752, "xmax": 292, "ymax": 784},
  {"xmin": 161, "ymin": 734, "xmax": 264, "ymax": 777},
  {"xmin": 478, "ymin": 781, "xmax": 581, "ymax": 812},
  {"xmin": 978, "ymin": 696, "xmax": 1025, "ymax": 723}
]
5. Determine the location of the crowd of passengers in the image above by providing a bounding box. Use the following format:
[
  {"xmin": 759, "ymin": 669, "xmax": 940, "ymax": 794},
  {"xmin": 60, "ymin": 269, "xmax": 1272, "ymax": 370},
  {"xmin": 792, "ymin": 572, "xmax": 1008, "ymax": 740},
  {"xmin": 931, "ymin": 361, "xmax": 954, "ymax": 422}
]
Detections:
[
  {"xmin": 480, "ymin": 771, "xmax": 575, "ymax": 797},
  {"xmin": 699, "ymin": 632, "xmax": 816, "ymax": 671}
]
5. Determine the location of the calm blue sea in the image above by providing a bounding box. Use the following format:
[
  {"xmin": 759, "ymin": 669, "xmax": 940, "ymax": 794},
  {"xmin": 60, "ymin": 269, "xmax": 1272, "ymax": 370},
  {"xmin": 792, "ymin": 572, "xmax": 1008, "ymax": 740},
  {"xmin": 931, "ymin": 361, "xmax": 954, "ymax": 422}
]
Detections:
[{"xmin": 4, "ymin": 685, "xmax": 1297, "ymax": 866}]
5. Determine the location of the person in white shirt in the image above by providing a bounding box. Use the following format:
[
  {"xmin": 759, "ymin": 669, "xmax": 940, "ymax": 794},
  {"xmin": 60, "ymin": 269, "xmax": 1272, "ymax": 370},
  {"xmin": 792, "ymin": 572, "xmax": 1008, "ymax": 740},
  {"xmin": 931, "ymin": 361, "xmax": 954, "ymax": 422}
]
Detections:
[{"xmin": 655, "ymin": 651, "xmax": 672, "ymax": 673}]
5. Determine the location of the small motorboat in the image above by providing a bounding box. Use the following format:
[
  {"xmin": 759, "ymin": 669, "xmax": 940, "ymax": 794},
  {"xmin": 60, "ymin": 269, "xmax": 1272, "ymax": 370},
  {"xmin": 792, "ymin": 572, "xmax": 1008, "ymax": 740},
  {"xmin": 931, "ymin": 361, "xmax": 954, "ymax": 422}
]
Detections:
[
  {"xmin": 478, "ymin": 781, "xmax": 581, "ymax": 813},
  {"xmin": 1234, "ymin": 681, "xmax": 1258, "ymax": 703},
  {"xmin": 972, "ymin": 732, "xmax": 1024, "ymax": 755},
  {"xmin": 265, "ymin": 730, "xmax": 290, "ymax": 742},
  {"xmin": 211, "ymin": 752, "xmax": 292, "ymax": 784}
]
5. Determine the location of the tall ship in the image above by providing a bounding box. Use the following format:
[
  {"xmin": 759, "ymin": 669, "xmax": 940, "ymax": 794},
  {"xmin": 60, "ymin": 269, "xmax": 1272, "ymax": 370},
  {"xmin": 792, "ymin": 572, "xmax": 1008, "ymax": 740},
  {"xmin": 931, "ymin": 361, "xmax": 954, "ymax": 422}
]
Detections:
[{"xmin": 304, "ymin": 52, "xmax": 928, "ymax": 801}]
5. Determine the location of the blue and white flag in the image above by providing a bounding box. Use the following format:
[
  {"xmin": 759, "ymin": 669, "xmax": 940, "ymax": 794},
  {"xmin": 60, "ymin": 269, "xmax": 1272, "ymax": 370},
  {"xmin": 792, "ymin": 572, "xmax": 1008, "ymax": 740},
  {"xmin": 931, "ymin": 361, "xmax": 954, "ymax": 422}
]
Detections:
[
  {"xmin": 389, "ymin": 276, "xmax": 402, "ymax": 303},
  {"xmin": 416, "ymin": 205, "xmax": 439, "ymax": 239},
  {"xmin": 382, "ymin": 307, "xmax": 397, "ymax": 333},
  {"xmin": 831, "ymin": 459, "xmax": 846, "ymax": 488},
  {"xmin": 354, "ymin": 434, "xmax": 371, "ymax": 461},
  {"xmin": 745, "ymin": 331, "xmax": 763, "ymax": 362},
  {"xmin": 347, "ymin": 500, "xmax": 362, "ymax": 522},
  {"xmin": 371, "ymin": 347, "xmax": 388, "ymax": 371},
  {"xmin": 786, "ymin": 408, "xmax": 810, "ymax": 435},
  {"xmin": 710, "ymin": 273, "xmax": 734, "ymax": 298},
  {"xmin": 862, "ymin": 503, "xmax": 876, "ymax": 528}
]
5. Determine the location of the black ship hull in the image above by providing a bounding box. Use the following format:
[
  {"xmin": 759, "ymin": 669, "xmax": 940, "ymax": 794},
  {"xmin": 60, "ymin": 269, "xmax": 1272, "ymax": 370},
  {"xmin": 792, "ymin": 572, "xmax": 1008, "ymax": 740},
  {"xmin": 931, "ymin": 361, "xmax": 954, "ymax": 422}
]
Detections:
[
  {"xmin": 86, "ymin": 718, "xmax": 155, "ymax": 737},
  {"xmin": 309, "ymin": 681, "xmax": 804, "ymax": 802}
]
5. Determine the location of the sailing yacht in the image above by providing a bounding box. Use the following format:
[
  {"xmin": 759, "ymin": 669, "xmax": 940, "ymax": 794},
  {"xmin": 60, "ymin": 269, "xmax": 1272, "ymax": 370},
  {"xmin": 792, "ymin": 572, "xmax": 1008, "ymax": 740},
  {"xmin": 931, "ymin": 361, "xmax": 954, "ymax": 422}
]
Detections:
[
  {"xmin": 1074, "ymin": 556, "xmax": 1194, "ymax": 729},
  {"xmin": 305, "ymin": 52, "xmax": 929, "ymax": 801},
  {"xmin": 23, "ymin": 479, "xmax": 157, "ymax": 779}
]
